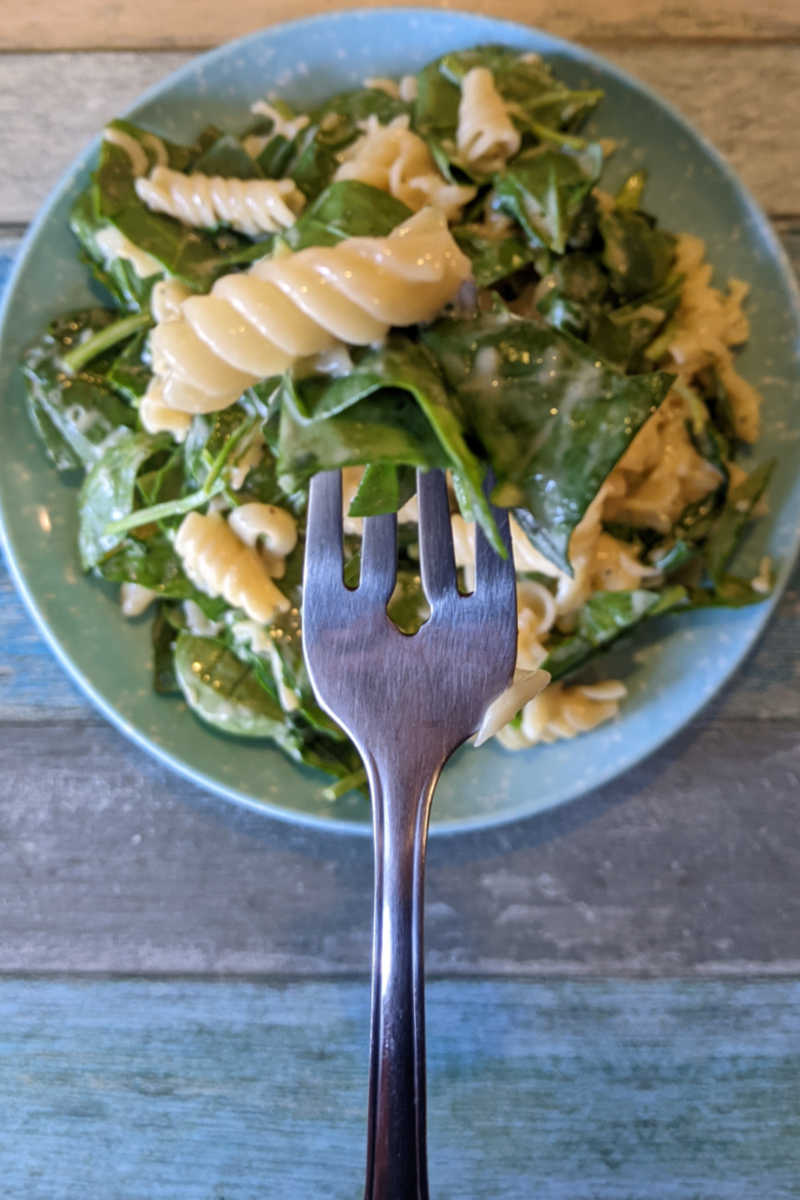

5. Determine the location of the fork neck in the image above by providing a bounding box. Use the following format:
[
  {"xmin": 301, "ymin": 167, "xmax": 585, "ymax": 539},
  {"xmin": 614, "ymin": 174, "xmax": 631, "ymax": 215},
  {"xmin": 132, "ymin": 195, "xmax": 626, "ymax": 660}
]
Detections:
[{"xmin": 363, "ymin": 748, "xmax": 439, "ymax": 1200}]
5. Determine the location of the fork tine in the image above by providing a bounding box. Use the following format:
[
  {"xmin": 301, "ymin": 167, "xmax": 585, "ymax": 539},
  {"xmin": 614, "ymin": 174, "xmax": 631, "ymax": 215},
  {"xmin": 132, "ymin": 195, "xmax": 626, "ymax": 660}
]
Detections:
[
  {"xmin": 417, "ymin": 469, "xmax": 457, "ymax": 604},
  {"xmin": 360, "ymin": 513, "xmax": 397, "ymax": 602},
  {"xmin": 475, "ymin": 501, "xmax": 516, "ymax": 610},
  {"xmin": 304, "ymin": 470, "xmax": 344, "ymax": 591}
]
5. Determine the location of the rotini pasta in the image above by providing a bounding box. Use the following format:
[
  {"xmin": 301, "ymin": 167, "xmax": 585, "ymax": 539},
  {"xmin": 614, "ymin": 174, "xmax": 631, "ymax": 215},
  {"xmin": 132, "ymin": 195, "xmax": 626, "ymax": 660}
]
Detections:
[
  {"xmin": 604, "ymin": 388, "xmax": 723, "ymax": 532},
  {"xmin": 650, "ymin": 234, "xmax": 761, "ymax": 442},
  {"xmin": 363, "ymin": 75, "xmax": 418, "ymax": 102},
  {"xmin": 335, "ymin": 116, "xmax": 476, "ymax": 220},
  {"xmin": 139, "ymin": 380, "xmax": 192, "ymax": 441},
  {"xmin": 135, "ymin": 168, "xmax": 306, "ymax": 237},
  {"xmin": 496, "ymin": 679, "xmax": 628, "ymax": 749},
  {"xmin": 456, "ymin": 66, "xmax": 521, "ymax": 173},
  {"xmin": 174, "ymin": 511, "xmax": 291, "ymax": 624},
  {"xmin": 103, "ymin": 125, "xmax": 168, "ymax": 176},
  {"xmin": 148, "ymin": 206, "xmax": 471, "ymax": 417},
  {"xmin": 227, "ymin": 502, "xmax": 298, "ymax": 577},
  {"xmin": 120, "ymin": 582, "xmax": 158, "ymax": 617}
]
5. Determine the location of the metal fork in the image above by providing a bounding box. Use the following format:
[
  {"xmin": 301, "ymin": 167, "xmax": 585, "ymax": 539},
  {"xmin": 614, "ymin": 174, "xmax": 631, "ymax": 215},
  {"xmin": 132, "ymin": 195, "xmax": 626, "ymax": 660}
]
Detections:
[{"xmin": 302, "ymin": 467, "xmax": 517, "ymax": 1200}]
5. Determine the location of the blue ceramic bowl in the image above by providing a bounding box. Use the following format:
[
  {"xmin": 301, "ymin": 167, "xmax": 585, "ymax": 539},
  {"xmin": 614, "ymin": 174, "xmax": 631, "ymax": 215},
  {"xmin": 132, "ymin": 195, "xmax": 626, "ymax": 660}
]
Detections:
[{"xmin": 1, "ymin": 9, "xmax": 799, "ymax": 833}]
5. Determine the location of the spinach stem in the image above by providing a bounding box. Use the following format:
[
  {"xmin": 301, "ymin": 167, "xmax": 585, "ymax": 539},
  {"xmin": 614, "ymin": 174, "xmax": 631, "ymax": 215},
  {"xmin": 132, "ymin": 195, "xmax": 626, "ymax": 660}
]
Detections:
[
  {"xmin": 61, "ymin": 312, "xmax": 151, "ymax": 374},
  {"xmin": 103, "ymin": 487, "xmax": 214, "ymax": 536},
  {"xmin": 202, "ymin": 416, "xmax": 258, "ymax": 495},
  {"xmin": 321, "ymin": 768, "xmax": 368, "ymax": 802},
  {"xmin": 526, "ymin": 121, "xmax": 588, "ymax": 151}
]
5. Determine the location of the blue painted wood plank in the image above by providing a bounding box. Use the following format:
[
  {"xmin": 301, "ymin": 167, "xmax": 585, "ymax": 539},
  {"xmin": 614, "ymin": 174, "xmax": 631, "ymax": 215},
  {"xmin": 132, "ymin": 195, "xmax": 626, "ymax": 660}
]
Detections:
[{"xmin": 0, "ymin": 977, "xmax": 798, "ymax": 1199}]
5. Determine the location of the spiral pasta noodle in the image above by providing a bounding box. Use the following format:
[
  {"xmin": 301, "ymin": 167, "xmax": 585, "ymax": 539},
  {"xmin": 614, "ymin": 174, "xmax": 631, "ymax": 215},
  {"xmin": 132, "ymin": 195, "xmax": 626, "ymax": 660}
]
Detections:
[
  {"xmin": 148, "ymin": 206, "xmax": 472, "ymax": 416},
  {"xmin": 495, "ymin": 680, "xmax": 628, "ymax": 749},
  {"xmin": 456, "ymin": 67, "xmax": 521, "ymax": 173},
  {"xmin": 335, "ymin": 116, "xmax": 476, "ymax": 221},
  {"xmin": 134, "ymin": 167, "xmax": 306, "ymax": 237},
  {"xmin": 175, "ymin": 511, "xmax": 291, "ymax": 625},
  {"xmin": 227, "ymin": 502, "xmax": 298, "ymax": 577}
]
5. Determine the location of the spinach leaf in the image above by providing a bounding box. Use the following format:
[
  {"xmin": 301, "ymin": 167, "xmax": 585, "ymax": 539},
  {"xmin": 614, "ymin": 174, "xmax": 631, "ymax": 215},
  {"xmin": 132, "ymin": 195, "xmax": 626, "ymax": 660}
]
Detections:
[
  {"xmin": 348, "ymin": 463, "xmax": 417, "ymax": 517},
  {"xmin": 277, "ymin": 339, "xmax": 502, "ymax": 549},
  {"xmin": 78, "ymin": 429, "xmax": 172, "ymax": 568},
  {"xmin": 544, "ymin": 584, "xmax": 688, "ymax": 680},
  {"xmin": 276, "ymin": 377, "xmax": 448, "ymax": 486},
  {"xmin": 173, "ymin": 632, "xmax": 363, "ymax": 784},
  {"xmin": 192, "ymin": 134, "xmax": 262, "ymax": 179},
  {"xmin": 598, "ymin": 206, "xmax": 676, "ymax": 300},
  {"xmin": 536, "ymin": 251, "xmax": 609, "ymax": 338},
  {"xmin": 151, "ymin": 605, "xmax": 181, "ymax": 695},
  {"xmin": 71, "ymin": 192, "xmax": 158, "ymax": 312},
  {"xmin": 98, "ymin": 532, "xmax": 227, "ymax": 617},
  {"xmin": 106, "ymin": 329, "xmax": 152, "ymax": 401},
  {"xmin": 282, "ymin": 180, "xmax": 411, "ymax": 251},
  {"xmin": 589, "ymin": 274, "xmax": 683, "ymax": 370},
  {"xmin": 422, "ymin": 312, "xmax": 673, "ymax": 572},
  {"xmin": 492, "ymin": 145, "xmax": 602, "ymax": 254},
  {"xmin": 22, "ymin": 309, "xmax": 138, "ymax": 471},
  {"xmin": 174, "ymin": 631, "xmax": 300, "ymax": 739},
  {"xmin": 452, "ymin": 224, "xmax": 535, "ymax": 287},
  {"xmin": 704, "ymin": 460, "xmax": 775, "ymax": 584},
  {"xmin": 689, "ymin": 574, "xmax": 771, "ymax": 608},
  {"xmin": 387, "ymin": 566, "xmax": 431, "ymax": 634}
]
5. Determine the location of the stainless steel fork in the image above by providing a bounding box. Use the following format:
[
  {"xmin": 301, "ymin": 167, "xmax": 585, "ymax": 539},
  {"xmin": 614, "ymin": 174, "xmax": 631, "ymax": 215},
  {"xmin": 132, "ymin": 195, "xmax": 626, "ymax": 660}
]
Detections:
[{"xmin": 302, "ymin": 467, "xmax": 517, "ymax": 1200}]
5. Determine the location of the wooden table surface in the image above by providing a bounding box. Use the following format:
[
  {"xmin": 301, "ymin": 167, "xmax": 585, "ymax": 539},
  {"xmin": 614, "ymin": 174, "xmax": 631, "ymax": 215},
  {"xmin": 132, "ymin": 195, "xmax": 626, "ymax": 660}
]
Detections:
[{"xmin": 2, "ymin": 4, "xmax": 800, "ymax": 1196}]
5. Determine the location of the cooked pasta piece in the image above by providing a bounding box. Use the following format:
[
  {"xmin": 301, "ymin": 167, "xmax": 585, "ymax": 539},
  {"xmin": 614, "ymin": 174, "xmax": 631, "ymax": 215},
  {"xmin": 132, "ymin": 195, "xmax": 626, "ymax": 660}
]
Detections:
[
  {"xmin": 120, "ymin": 582, "xmax": 158, "ymax": 617},
  {"xmin": 183, "ymin": 599, "xmax": 224, "ymax": 638},
  {"xmin": 228, "ymin": 502, "xmax": 298, "ymax": 577},
  {"xmin": 604, "ymin": 387, "xmax": 723, "ymax": 532},
  {"xmin": 473, "ymin": 667, "xmax": 551, "ymax": 746},
  {"xmin": 150, "ymin": 279, "xmax": 192, "ymax": 323},
  {"xmin": 94, "ymin": 225, "xmax": 162, "ymax": 280},
  {"xmin": 495, "ymin": 679, "xmax": 627, "ymax": 749},
  {"xmin": 335, "ymin": 116, "xmax": 476, "ymax": 220},
  {"xmin": 103, "ymin": 125, "xmax": 167, "ymax": 176},
  {"xmin": 139, "ymin": 380, "xmax": 192, "ymax": 441},
  {"xmin": 362, "ymin": 75, "xmax": 418, "ymax": 101},
  {"xmin": 249, "ymin": 100, "xmax": 311, "ymax": 141},
  {"xmin": 650, "ymin": 233, "xmax": 761, "ymax": 442},
  {"xmin": 135, "ymin": 168, "xmax": 305, "ymax": 237},
  {"xmin": 456, "ymin": 66, "xmax": 520, "ymax": 173},
  {"xmin": 147, "ymin": 206, "xmax": 471, "ymax": 416},
  {"xmin": 175, "ymin": 511, "xmax": 291, "ymax": 625}
]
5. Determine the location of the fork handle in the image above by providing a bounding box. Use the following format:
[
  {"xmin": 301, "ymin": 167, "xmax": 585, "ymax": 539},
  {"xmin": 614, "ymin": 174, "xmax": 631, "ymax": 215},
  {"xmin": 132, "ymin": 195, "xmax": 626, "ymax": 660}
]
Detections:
[{"xmin": 363, "ymin": 753, "xmax": 437, "ymax": 1200}]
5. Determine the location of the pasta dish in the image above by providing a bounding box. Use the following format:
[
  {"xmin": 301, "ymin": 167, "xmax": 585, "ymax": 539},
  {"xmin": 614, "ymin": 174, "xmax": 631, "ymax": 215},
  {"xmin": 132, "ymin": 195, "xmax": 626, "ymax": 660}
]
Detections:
[{"xmin": 21, "ymin": 45, "xmax": 772, "ymax": 799}]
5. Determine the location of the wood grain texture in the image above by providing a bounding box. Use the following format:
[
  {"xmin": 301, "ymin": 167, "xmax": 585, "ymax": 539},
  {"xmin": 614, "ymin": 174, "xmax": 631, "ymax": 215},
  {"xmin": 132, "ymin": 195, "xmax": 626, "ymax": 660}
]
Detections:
[
  {"xmin": 3, "ymin": 45, "xmax": 800, "ymax": 224},
  {"xmin": 2, "ymin": 977, "xmax": 799, "ymax": 1198},
  {"xmin": 1, "ymin": 700, "xmax": 800, "ymax": 974},
  {"xmin": 3, "ymin": 0, "xmax": 799, "ymax": 51}
]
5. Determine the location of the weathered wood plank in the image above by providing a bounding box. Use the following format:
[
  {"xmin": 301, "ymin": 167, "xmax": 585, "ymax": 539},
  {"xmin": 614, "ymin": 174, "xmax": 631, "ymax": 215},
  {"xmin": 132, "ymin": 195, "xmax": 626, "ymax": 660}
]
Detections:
[
  {"xmin": 0, "ymin": 706, "xmax": 799, "ymax": 974},
  {"xmin": 1, "ymin": 977, "xmax": 799, "ymax": 1199},
  {"xmin": 2, "ymin": 0, "xmax": 799, "ymax": 51},
  {"xmin": 3, "ymin": 46, "xmax": 800, "ymax": 224}
]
